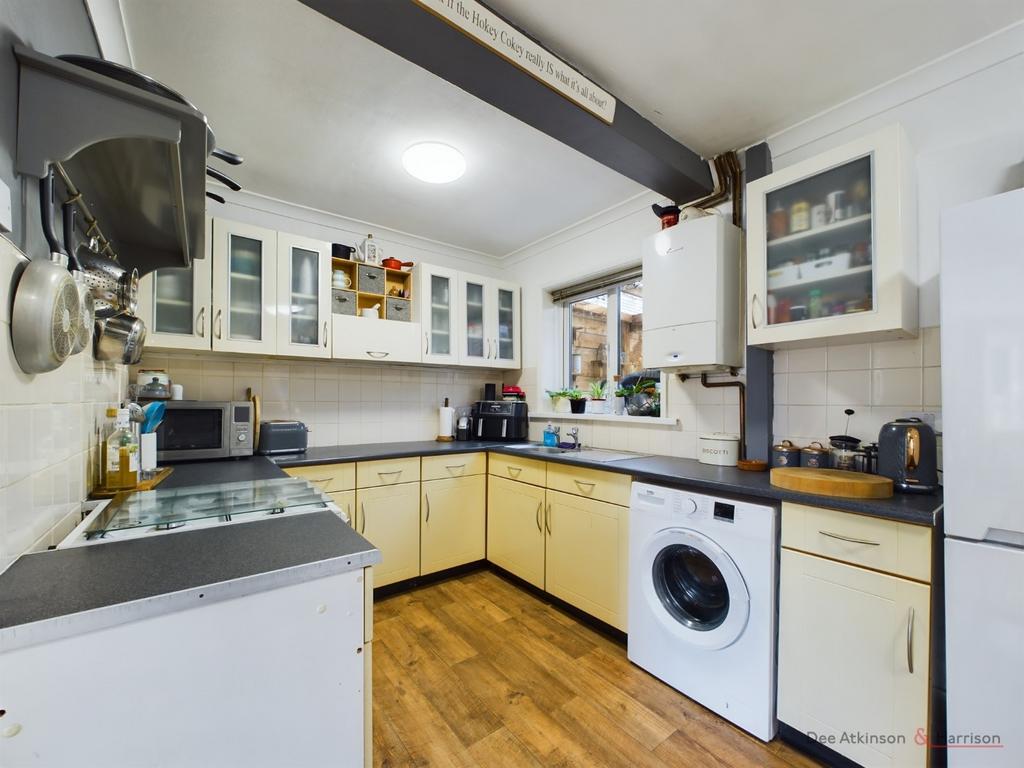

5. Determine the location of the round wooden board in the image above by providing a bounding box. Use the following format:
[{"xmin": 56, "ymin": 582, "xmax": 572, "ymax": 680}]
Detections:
[{"xmin": 770, "ymin": 467, "xmax": 893, "ymax": 499}]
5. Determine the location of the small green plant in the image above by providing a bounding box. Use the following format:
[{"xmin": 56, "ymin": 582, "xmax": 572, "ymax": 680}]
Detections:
[
  {"xmin": 588, "ymin": 381, "xmax": 607, "ymax": 399},
  {"xmin": 622, "ymin": 378, "xmax": 658, "ymax": 395},
  {"xmin": 566, "ymin": 388, "xmax": 585, "ymax": 400},
  {"xmin": 614, "ymin": 387, "xmax": 630, "ymax": 398},
  {"xmin": 545, "ymin": 388, "xmax": 570, "ymax": 401}
]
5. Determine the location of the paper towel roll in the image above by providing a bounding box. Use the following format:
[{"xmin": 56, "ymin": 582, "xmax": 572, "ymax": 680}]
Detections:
[{"xmin": 438, "ymin": 406, "xmax": 455, "ymax": 440}]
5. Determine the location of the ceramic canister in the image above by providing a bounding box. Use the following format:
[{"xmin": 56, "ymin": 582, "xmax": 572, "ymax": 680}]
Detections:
[
  {"xmin": 699, "ymin": 433, "xmax": 740, "ymax": 467},
  {"xmin": 772, "ymin": 439, "xmax": 802, "ymax": 468},
  {"xmin": 800, "ymin": 441, "xmax": 829, "ymax": 468}
]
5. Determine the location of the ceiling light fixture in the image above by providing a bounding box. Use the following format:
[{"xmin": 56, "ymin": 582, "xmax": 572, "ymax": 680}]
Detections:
[{"xmin": 402, "ymin": 142, "xmax": 466, "ymax": 184}]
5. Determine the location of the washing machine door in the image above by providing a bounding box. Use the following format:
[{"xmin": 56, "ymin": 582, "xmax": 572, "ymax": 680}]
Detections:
[{"xmin": 641, "ymin": 527, "xmax": 750, "ymax": 649}]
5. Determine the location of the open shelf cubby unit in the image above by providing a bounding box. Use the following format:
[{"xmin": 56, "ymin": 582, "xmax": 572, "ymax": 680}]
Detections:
[{"xmin": 331, "ymin": 258, "xmax": 413, "ymax": 321}]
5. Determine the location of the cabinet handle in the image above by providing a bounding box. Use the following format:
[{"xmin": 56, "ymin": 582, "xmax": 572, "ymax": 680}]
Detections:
[
  {"xmin": 445, "ymin": 464, "xmax": 465, "ymax": 473},
  {"xmin": 346, "ymin": 502, "xmax": 353, "ymax": 527},
  {"xmin": 366, "ymin": 351, "xmax": 389, "ymax": 359},
  {"xmin": 906, "ymin": 607, "xmax": 915, "ymax": 674},
  {"xmin": 323, "ymin": 321, "xmax": 328, "ymax": 348},
  {"xmin": 545, "ymin": 502, "xmax": 552, "ymax": 534},
  {"xmin": 359, "ymin": 502, "xmax": 366, "ymax": 534},
  {"xmin": 574, "ymin": 480, "xmax": 596, "ymax": 492},
  {"xmin": 535, "ymin": 501, "xmax": 542, "ymax": 533},
  {"xmin": 819, "ymin": 530, "xmax": 881, "ymax": 547},
  {"xmin": 377, "ymin": 470, "xmax": 402, "ymax": 481},
  {"xmin": 425, "ymin": 493, "xmax": 430, "ymax": 523},
  {"xmin": 214, "ymin": 308, "xmax": 223, "ymax": 339},
  {"xmin": 424, "ymin": 331, "xmax": 429, "ymax": 356},
  {"xmin": 750, "ymin": 293, "xmax": 760, "ymax": 330},
  {"xmin": 197, "ymin": 306, "xmax": 206, "ymax": 338},
  {"xmin": 507, "ymin": 466, "xmax": 522, "ymax": 477},
  {"xmin": 309, "ymin": 477, "xmax": 333, "ymax": 486}
]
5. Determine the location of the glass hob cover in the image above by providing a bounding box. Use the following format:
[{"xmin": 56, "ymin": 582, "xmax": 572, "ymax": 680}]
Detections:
[{"xmin": 84, "ymin": 478, "xmax": 331, "ymax": 539}]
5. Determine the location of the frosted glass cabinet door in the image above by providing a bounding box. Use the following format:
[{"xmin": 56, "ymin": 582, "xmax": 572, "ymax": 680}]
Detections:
[
  {"xmin": 137, "ymin": 256, "xmax": 213, "ymax": 351},
  {"xmin": 211, "ymin": 218, "xmax": 278, "ymax": 354},
  {"xmin": 276, "ymin": 233, "xmax": 331, "ymax": 359},
  {"xmin": 461, "ymin": 277, "xmax": 488, "ymax": 365},
  {"xmin": 492, "ymin": 282, "xmax": 520, "ymax": 368},
  {"xmin": 418, "ymin": 264, "xmax": 461, "ymax": 364}
]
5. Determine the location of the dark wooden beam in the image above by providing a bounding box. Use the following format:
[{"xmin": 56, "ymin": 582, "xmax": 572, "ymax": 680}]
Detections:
[{"xmin": 297, "ymin": 0, "xmax": 713, "ymax": 201}]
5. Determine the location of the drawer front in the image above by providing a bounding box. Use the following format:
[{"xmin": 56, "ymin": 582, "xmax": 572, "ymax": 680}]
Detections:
[
  {"xmin": 284, "ymin": 462, "xmax": 355, "ymax": 493},
  {"xmin": 488, "ymin": 452, "xmax": 546, "ymax": 487},
  {"xmin": 332, "ymin": 289, "xmax": 357, "ymax": 316},
  {"xmin": 546, "ymin": 462, "xmax": 631, "ymax": 507},
  {"xmin": 385, "ymin": 297, "xmax": 411, "ymax": 322},
  {"xmin": 422, "ymin": 452, "xmax": 486, "ymax": 481},
  {"xmin": 357, "ymin": 264, "xmax": 385, "ymax": 293},
  {"xmin": 357, "ymin": 456, "xmax": 421, "ymax": 488},
  {"xmin": 781, "ymin": 502, "xmax": 932, "ymax": 582}
]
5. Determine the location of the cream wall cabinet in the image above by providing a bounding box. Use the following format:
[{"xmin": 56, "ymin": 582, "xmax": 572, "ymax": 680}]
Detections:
[
  {"xmin": 778, "ymin": 504, "xmax": 932, "ymax": 768},
  {"xmin": 417, "ymin": 264, "xmax": 462, "ymax": 365},
  {"xmin": 357, "ymin": 483, "xmax": 420, "ymax": 588},
  {"xmin": 276, "ymin": 232, "xmax": 332, "ymax": 358},
  {"xmin": 137, "ymin": 220, "xmax": 213, "ymax": 351},
  {"xmin": 332, "ymin": 314, "xmax": 423, "ymax": 364},
  {"xmin": 458, "ymin": 275, "xmax": 520, "ymax": 369},
  {"xmin": 545, "ymin": 490, "xmax": 628, "ymax": 631},
  {"xmin": 421, "ymin": 474, "xmax": 486, "ymax": 574},
  {"xmin": 746, "ymin": 124, "xmax": 917, "ymax": 348},
  {"xmin": 211, "ymin": 218, "xmax": 279, "ymax": 354},
  {"xmin": 486, "ymin": 475, "xmax": 546, "ymax": 589}
]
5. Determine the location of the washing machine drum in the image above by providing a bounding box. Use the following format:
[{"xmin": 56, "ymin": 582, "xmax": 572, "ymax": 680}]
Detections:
[{"xmin": 643, "ymin": 527, "xmax": 750, "ymax": 649}]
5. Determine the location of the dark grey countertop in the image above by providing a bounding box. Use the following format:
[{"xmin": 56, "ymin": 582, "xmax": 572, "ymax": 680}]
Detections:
[
  {"xmin": 0, "ymin": 458, "xmax": 378, "ymax": 638},
  {"xmin": 273, "ymin": 441, "xmax": 942, "ymax": 526}
]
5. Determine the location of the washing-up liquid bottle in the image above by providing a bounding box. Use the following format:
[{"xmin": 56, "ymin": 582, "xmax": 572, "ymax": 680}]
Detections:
[
  {"xmin": 104, "ymin": 408, "xmax": 139, "ymax": 491},
  {"xmin": 543, "ymin": 422, "xmax": 559, "ymax": 447}
]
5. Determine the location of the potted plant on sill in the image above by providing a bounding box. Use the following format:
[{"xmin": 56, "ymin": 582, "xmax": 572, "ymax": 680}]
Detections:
[
  {"xmin": 613, "ymin": 386, "xmax": 629, "ymax": 415},
  {"xmin": 546, "ymin": 388, "xmax": 571, "ymax": 414},
  {"xmin": 624, "ymin": 379, "xmax": 661, "ymax": 417},
  {"xmin": 587, "ymin": 381, "xmax": 608, "ymax": 414},
  {"xmin": 566, "ymin": 388, "xmax": 587, "ymax": 414}
]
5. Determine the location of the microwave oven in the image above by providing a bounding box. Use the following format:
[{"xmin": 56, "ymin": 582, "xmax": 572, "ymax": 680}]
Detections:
[{"xmin": 156, "ymin": 401, "xmax": 255, "ymax": 461}]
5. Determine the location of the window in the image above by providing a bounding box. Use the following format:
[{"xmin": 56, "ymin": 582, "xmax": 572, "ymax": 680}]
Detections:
[{"xmin": 559, "ymin": 273, "xmax": 663, "ymax": 410}]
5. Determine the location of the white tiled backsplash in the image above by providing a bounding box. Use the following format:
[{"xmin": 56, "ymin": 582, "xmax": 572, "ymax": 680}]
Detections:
[
  {"xmin": 773, "ymin": 327, "xmax": 941, "ymax": 449},
  {"xmin": 0, "ymin": 236, "xmax": 127, "ymax": 573},
  {"xmin": 134, "ymin": 353, "xmax": 503, "ymax": 445}
]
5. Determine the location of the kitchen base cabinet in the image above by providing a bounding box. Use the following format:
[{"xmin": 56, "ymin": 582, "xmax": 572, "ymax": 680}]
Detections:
[
  {"xmin": 778, "ymin": 547, "xmax": 930, "ymax": 768},
  {"xmin": 328, "ymin": 490, "xmax": 356, "ymax": 528},
  {"xmin": 357, "ymin": 484, "xmax": 420, "ymax": 587},
  {"xmin": 421, "ymin": 474, "xmax": 486, "ymax": 575},
  {"xmin": 487, "ymin": 475, "xmax": 546, "ymax": 589},
  {"xmin": 545, "ymin": 490, "xmax": 628, "ymax": 631}
]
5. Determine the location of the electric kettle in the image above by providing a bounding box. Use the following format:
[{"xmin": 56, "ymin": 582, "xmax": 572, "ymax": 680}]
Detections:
[{"xmin": 878, "ymin": 418, "xmax": 939, "ymax": 493}]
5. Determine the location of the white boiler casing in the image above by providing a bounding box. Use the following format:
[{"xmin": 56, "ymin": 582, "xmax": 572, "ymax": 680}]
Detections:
[{"xmin": 642, "ymin": 215, "xmax": 742, "ymax": 373}]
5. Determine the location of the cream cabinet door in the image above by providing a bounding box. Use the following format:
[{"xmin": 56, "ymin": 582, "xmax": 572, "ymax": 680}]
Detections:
[
  {"xmin": 544, "ymin": 490, "xmax": 628, "ymax": 631},
  {"xmin": 328, "ymin": 490, "xmax": 356, "ymax": 528},
  {"xmin": 417, "ymin": 264, "xmax": 462, "ymax": 365},
  {"xmin": 421, "ymin": 475, "xmax": 486, "ymax": 575},
  {"xmin": 489, "ymin": 280, "xmax": 520, "ymax": 369},
  {"xmin": 276, "ymin": 232, "xmax": 331, "ymax": 358},
  {"xmin": 137, "ymin": 218, "xmax": 213, "ymax": 351},
  {"xmin": 332, "ymin": 315, "xmax": 423, "ymax": 364},
  {"xmin": 486, "ymin": 476, "xmax": 546, "ymax": 589},
  {"xmin": 458, "ymin": 275, "xmax": 490, "ymax": 366},
  {"xmin": 357, "ymin": 484, "xmax": 420, "ymax": 588},
  {"xmin": 211, "ymin": 218, "xmax": 278, "ymax": 354},
  {"xmin": 778, "ymin": 548, "xmax": 930, "ymax": 768}
]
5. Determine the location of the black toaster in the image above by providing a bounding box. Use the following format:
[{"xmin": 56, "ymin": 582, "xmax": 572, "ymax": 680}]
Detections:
[
  {"xmin": 878, "ymin": 418, "xmax": 939, "ymax": 493},
  {"xmin": 257, "ymin": 420, "xmax": 309, "ymax": 455}
]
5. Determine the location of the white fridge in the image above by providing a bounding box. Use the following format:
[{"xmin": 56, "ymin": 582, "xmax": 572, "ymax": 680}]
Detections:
[{"xmin": 941, "ymin": 187, "xmax": 1024, "ymax": 767}]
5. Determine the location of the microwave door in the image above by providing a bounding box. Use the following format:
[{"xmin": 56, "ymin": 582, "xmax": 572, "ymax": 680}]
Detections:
[{"xmin": 157, "ymin": 407, "xmax": 229, "ymax": 460}]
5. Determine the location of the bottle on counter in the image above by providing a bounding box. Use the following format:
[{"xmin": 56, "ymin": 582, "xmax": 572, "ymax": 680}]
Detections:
[
  {"xmin": 104, "ymin": 408, "xmax": 139, "ymax": 491},
  {"xmin": 543, "ymin": 422, "xmax": 559, "ymax": 447}
]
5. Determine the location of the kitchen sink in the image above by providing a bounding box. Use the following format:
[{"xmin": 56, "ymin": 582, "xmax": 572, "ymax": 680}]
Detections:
[{"xmin": 502, "ymin": 445, "xmax": 647, "ymax": 463}]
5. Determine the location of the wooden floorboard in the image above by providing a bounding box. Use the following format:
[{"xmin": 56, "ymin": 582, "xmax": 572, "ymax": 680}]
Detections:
[{"xmin": 372, "ymin": 570, "xmax": 821, "ymax": 768}]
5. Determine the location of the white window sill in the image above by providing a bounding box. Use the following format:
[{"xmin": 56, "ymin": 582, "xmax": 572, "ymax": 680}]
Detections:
[{"xmin": 529, "ymin": 411, "xmax": 678, "ymax": 426}]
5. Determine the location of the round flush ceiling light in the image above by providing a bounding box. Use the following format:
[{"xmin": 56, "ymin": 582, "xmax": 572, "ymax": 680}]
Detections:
[{"xmin": 402, "ymin": 142, "xmax": 466, "ymax": 184}]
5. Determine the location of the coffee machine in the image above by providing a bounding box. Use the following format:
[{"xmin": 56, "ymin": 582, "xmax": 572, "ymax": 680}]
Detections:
[{"xmin": 471, "ymin": 400, "xmax": 529, "ymax": 442}]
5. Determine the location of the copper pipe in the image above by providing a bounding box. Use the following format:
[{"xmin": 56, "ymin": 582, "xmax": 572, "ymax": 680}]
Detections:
[{"xmin": 699, "ymin": 372, "xmax": 746, "ymax": 461}]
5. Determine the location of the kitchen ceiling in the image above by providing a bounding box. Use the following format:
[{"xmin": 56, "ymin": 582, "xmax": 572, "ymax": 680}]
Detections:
[
  {"xmin": 485, "ymin": 0, "xmax": 1024, "ymax": 157},
  {"xmin": 120, "ymin": 0, "xmax": 645, "ymax": 258}
]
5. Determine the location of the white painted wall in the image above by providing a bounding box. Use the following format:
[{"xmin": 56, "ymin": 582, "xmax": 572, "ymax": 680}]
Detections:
[{"xmin": 501, "ymin": 21, "xmax": 1024, "ymax": 457}]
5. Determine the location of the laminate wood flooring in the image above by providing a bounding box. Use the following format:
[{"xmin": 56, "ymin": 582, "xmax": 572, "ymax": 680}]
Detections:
[{"xmin": 372, "ymin": 570, "xmax": 820, "ymax": 767}]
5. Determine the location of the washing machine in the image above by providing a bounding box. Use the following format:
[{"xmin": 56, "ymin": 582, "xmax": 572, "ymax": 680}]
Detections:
[{"xmin": 628, "ymin": 482, "xmax": 779, "ymax": 741}]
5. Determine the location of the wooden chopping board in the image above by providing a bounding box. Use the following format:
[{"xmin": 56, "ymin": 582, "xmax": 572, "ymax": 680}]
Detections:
[{"xmin": 770, "ymin": 467, "xmax": 893, "ymax": 499}]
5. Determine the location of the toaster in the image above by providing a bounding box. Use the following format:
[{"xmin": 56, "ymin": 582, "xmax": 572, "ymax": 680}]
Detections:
[
  {"xmin": 257, "ymin": 420, "xmax": 309, "ymax": 455},
  {"xmin": 878, "ymin": 417, "xmax": 939, "ymax": 493}
]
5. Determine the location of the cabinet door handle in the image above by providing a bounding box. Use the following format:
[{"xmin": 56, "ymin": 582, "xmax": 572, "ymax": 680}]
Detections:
[
  {"xmin": 377, "ymin": 470, "xmax": 402, "ymax": 481},
  {"xmin": 214, "ymin": 308, "xmax": 223, "ymax": 339},
  {"xmin": 197, "ymin": 306, "xmax": 206, "ymax": 338},
  {"xmin": 346, "ymin": 502, "xmax": 353, "ymax": 527},
  {"xmin": 545, "ymin": 502, "xmax": 552, "ymax": 534},
  {"xmin": 424, "ymin": 331, "xmax": 429, "ymax": 356},
  {"xmin": 366, "ymin": 351, "xmax": 389, "ymax": 359},
  {"xmin": 574, "ymin": 480, "xmax": 596, "ymax": 492},
  {"xmin": 535, "ymin": 501, "xmax": 542, "ymax": 533},
  {"xmin": 323, "ymin": 321, "xmax": 328, "ymax": 348},
  {"xmin": 906, "ymin": 606, "xmax": 915, "ymax": 674},
  {"xmin": 445, "ymin": 464, "xmax": 466, "ymax": 474},
  {"xmin": 507, "ymin": 466, "xmax": 522, "ymax": 477},
  {"xmin": 750, "ymin": 293, "xmax": 760, "ymax": 330},
  {"xmin": 425, "ymin": 493, "xmax": 430, "ymax": 523},
  {"xmin": 359, "ymin": 502, "xmax": 366, "ymax": 534},
  {"xmin": 819, "ymin": 530, "xmax": 881, "ymax": 546},
  {"xmin": 309, "ymin": 477, "xmax": 333, "ymax": 486}
]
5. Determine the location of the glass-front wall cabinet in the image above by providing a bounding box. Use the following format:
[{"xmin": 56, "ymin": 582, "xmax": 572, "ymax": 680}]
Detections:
[
  {"xmin": 212, "ymin": 219, "xmax": 277, "ymax": 354},
  {"xmin": 277, "ymin": 233, "xmax": 331, "ymax": 358},
  {"xmin": 463, "ymin": 278, "xmax": 487, "ymax": 363},
  {"xmin": 747, "ymin": 124, "xmax": 917, "ymax": 348},
  {"xmin": 430, "ymin": 274, "xmax": 453, "ymax": 356},
  {"xmin": 496, "ymin": 285, "xmax": 516, "ymax": 364},
  {"xmin": 137, "ymin": 227, "xmax": 213, "ymax": 351}
]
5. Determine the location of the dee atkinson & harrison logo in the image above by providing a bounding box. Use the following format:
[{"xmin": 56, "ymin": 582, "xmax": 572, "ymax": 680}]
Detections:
[{"xmin": 808, "ymin": 731, "xmax": 907, "ymax": 746}]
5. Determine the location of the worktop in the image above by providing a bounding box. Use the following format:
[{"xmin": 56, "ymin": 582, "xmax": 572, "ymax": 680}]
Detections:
[
  {"xmin": 272, "ymin": 441, "xmax": 943, "ymax": 526},
  {"xmin": 0, "ymin": 458, "xmax": 378, "ymax": 644}
]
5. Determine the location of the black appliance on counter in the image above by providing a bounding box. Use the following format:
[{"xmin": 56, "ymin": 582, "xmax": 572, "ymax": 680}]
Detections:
[
  {"xmin": 878, "ymin": 417, "xmax": 939, "ymax": 493},
  {"xmin": 471, "ymin": 401, "xmax": 529, "ymax": 442},
  {"xmin": 257, "ymin": 420, "xmax": 309, "ymax": 455}
]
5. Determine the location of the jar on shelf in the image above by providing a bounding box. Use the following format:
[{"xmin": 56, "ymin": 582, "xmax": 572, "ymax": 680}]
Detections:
[
  {"xmin": 789, "ymin": 201, "xmax": 810, "ymax": 233},
  {"xmin": 768, "ymin": 203, "xmax": 789, "ymax": 240},
  {"xmin": 808, "ymin": 289, "xmax": 823, "ymax": 318}
]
